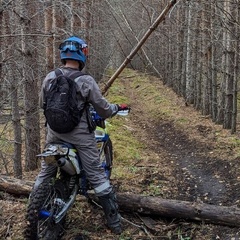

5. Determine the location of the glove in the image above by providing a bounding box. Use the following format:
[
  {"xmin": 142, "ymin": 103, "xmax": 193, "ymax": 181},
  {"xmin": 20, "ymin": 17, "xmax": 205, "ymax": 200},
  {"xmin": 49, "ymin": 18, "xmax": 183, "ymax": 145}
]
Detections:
[{"xmin": 117, "ymin": 104, "xmax": 129, "ymax": 111}]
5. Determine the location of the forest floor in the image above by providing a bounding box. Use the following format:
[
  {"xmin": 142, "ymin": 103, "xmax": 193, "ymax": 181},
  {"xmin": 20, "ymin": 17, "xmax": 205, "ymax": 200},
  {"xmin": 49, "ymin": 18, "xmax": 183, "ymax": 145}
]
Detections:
[{"xmin": 1, "ymin": 69, "xmax": 240, "ymax": 239}]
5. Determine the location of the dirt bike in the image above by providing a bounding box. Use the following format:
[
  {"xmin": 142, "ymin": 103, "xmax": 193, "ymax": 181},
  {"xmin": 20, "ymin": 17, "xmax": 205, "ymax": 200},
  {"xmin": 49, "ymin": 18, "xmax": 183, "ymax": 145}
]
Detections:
[{"xmin": 24, "ymin": 108, "xmax": 130, "ymax": 240}]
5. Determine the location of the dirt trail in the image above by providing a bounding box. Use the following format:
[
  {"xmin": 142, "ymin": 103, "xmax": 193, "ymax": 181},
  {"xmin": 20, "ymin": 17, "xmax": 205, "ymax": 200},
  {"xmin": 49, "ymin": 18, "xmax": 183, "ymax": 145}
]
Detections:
[
  {"xmin": 154, "ymin": 121, "xmax": 234, "ymax": 205},
  {"xmin": 124, "ymin": 74, "xmax": 240, "ymax": 239}
]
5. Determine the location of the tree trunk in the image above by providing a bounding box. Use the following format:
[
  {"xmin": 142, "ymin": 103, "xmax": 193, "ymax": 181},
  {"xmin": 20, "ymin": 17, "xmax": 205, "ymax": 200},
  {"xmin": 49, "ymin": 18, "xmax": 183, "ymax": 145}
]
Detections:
[
  {"xmin": 180, "ymin": 5, "xmax": 187, "ymax": 97},
  {"xmin": 0, "ymin": 0, "xmax": 2, "ymax": 80},
  {"xmin": 195, "ymin": 12, "xmax": 202, "ymax": 111},
  {"xmin": 201, "ymin": 3, "xmax": 210, "ymax": 116},
  {"xmin": 1, "ymin": 176, "xmax": 240, "ymax": 228},
  {"xmin": 20, "ymin": 0, "xmax": 40, "ymax": 171},
  {"xmin": 175, "ymin": 5, "xmax": 182, "ymax": 95},
  {"xmin": 210, "ymin": 2, "xmax": 218, "ymax": 122},
  {"xmin": 117, "ymin": 193, "xmax": 240, "ymax": 227},
  {"xmin": 185, "ymin": 0, "xmax": 193, "ymax": 104},
  {"xmin": 216, "ymin": 1, "xmax": 226, "ymax": 125},
  {"xmin": 11, "ymin": 84, "xmax": 22, "ymax": 179},
  {"xmin": 0, "ymin": 175, "xmax": 33, "ymax": 196},
  {"xmin": 44, "ymin": 0, "xmax": 54, "ymax": 72},
  {"xmin": 223, "ymin": 0, "xmax": 234, "ymax": 129},
  {"xmin": 231, "ymin": 2, "xmax": 240, "ymax": 133},
  {"xmin": 1, "ymin": 3, "xmax": 23, "ymax": 178}
]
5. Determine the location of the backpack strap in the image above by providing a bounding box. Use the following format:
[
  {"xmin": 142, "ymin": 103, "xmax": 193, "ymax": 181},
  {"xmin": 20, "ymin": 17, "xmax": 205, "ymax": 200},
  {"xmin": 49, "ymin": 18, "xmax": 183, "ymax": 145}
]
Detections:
[
  {"xmin": 54, "ymin": 68, "xmax": 86, "ymax": 80},
  {"xmin": 55, "ymin": 68, "xmax": 63, "ymax": 77},
  {"xmin": 68, "ymin": 71, "xmax": 86, "ymax": 80}
]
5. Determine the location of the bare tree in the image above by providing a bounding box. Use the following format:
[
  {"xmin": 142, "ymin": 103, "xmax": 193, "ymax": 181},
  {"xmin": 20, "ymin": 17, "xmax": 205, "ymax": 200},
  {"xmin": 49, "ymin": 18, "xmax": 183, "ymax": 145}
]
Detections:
[
  {"xmin": 231, "ymin": 2, "xmax": 240, "ymax": 133},
  {"xmin": 210, "ymin": 1, "xmax": 218, "ymax": 122},
  {"xmin": 45, "ymin": 1, "xmax": 54, "ymax": 72},
  {"xmin": 185, "ymin": 0, "xmax": 194, "ymax": 104},
  {"xmin": 222, "ymin": 0, "xmax": 233, "ymax": 129},
  {"xmin": 11, "ymin": 77, "xmax": 22, "ymax": 178},
  {"xmin": 19, "ymin": 0, "xmax": 40, "ymax": 171}
]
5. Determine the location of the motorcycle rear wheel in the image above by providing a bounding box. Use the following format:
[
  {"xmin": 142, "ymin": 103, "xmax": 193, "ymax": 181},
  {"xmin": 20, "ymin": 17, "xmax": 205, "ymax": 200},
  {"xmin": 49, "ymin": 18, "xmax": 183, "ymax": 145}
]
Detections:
[{"xmin": 25, "ymin": 180, "xmax": 68, "ymax": 240}]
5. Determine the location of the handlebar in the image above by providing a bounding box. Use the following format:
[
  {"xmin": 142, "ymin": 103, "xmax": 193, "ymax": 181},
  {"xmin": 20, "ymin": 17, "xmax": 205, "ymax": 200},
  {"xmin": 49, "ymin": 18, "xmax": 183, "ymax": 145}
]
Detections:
[
  {"xmin": 90, "ymin": 107, "xmax": 130, "ymax": 121},
  {"xmin": 116, "ymin": 109, "xmax": 130, "ymax": 116}
]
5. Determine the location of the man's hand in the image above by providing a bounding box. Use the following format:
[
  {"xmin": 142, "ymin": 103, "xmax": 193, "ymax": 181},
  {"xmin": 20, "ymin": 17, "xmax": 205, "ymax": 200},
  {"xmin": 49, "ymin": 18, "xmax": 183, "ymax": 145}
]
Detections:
[{"xmin": 117, "ymin": 104, "xmax": 130, "ymax": 111}]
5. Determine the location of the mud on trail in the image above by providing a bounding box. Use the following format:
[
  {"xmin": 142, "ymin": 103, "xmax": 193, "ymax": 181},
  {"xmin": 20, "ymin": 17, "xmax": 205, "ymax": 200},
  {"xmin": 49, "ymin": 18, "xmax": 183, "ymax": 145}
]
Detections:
[{"xmin": 154, "ymin": 121, "xmax": 237, "ymax": 205}]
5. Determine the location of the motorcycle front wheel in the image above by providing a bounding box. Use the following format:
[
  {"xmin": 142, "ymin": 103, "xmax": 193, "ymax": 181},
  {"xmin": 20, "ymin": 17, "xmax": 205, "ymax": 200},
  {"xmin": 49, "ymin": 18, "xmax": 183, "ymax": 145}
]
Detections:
[
  {"xmin": 25, "ymin": 180, "xmax": 68, "ymax": 240},
  {"xmin": 100, "ymin": 139, "xmax": 113, "ymax": 179}
]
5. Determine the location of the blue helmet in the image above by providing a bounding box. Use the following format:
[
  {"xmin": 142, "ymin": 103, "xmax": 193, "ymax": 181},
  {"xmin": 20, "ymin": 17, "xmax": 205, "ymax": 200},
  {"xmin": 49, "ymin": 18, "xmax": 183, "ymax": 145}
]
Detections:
[{"xmin": 59, "ymin": 36, "xmax": 88, "ymax": 70}]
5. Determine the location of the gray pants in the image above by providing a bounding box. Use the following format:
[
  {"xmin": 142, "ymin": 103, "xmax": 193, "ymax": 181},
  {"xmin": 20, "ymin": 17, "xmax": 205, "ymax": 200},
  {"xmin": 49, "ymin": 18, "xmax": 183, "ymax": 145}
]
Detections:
[{"xmin": 34, "ymin": 130, "xmax": 112, "ymax": 196}]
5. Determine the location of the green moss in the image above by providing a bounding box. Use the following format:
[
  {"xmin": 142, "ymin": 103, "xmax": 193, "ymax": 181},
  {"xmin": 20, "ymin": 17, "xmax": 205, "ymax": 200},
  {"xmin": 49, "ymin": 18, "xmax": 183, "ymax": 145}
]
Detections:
[
  {"xmin": 107, "ymin": 117, "xmax": 144, "ymax": 164},
  {"xmin": 102, "ymin": 70, "xmax": 146, "ymax": 181},
  {"xmin": 145, "ymin": 183, "xmax": 162, "ymax": 196},
  {"xmin": 177, "ymin": 117, "xmax": 189, "ymax": 124}
]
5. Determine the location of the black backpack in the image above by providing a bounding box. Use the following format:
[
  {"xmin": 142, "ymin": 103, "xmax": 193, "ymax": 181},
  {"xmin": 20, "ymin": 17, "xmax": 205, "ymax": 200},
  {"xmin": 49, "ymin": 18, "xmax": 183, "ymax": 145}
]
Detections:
[{"xmin": 44, "ymin": 68, "xmax": 85, "ymax": 133}]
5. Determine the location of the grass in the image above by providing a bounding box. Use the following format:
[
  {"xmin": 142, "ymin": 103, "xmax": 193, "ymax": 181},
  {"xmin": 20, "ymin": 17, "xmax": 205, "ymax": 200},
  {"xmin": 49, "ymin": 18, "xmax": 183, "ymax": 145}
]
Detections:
[{"xmin": 101, "ymin": 69, "xmax": 148, "ymax": 182}]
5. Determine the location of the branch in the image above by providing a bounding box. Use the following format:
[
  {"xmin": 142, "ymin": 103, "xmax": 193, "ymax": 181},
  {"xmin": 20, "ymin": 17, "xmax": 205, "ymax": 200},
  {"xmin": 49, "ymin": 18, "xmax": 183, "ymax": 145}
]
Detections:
[{"xmin": 102, "ymin": 0, "xmax": 178, "ymax": 94}]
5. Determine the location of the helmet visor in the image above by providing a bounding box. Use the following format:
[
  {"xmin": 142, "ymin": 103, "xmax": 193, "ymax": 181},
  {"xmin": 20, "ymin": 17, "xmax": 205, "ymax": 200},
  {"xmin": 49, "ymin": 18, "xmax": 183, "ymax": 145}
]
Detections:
[{"xmin": 59, "ymin": 41, "xmax": 83, "ymax": 52}]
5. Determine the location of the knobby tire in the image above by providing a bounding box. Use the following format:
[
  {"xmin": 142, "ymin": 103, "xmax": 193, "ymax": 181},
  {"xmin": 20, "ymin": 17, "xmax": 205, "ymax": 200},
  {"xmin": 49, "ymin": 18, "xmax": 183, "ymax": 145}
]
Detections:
[
  {"xmin": 25, "ymin": 180, "xmax": 68, "ymax": 240},
  {"xmin": 102, "ymin": 139, "xmax": 113, "ymax": 179}
]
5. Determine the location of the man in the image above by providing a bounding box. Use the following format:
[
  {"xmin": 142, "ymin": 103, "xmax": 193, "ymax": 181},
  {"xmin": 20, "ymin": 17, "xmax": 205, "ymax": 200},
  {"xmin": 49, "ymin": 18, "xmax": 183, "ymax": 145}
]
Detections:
[{"xmin": 35, "ymin": 36, "xmax": 128, "ymax": 234}]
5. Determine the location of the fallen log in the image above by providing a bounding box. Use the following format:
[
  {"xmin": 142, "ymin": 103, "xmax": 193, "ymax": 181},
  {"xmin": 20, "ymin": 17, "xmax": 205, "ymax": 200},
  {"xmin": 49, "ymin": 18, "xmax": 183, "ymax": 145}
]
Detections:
[
  {"xmin": 117, "ymin": 193, "xmax": 240, "ymax": 227},
  {"xmin": 0, "ymin": 175, "xmax": 33, "ymax": 196},
  {"xmin": 0, "ymin": 175, "xmax": 240, "ymax": 227}
]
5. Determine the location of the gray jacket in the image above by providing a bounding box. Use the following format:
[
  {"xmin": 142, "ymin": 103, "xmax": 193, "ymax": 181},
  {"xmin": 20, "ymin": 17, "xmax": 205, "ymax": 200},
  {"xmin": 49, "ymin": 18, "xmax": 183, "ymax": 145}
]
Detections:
[{"xmin": 40, "ymin": 67, "xmax": 118, "ymax": 135}]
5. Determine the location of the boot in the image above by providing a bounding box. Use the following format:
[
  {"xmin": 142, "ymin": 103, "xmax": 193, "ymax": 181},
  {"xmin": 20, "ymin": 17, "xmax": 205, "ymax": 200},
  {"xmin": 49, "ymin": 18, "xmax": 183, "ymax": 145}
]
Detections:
[{"xmin": 98, "ymin": 190, "xmax": 122, "ymax": 235}]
